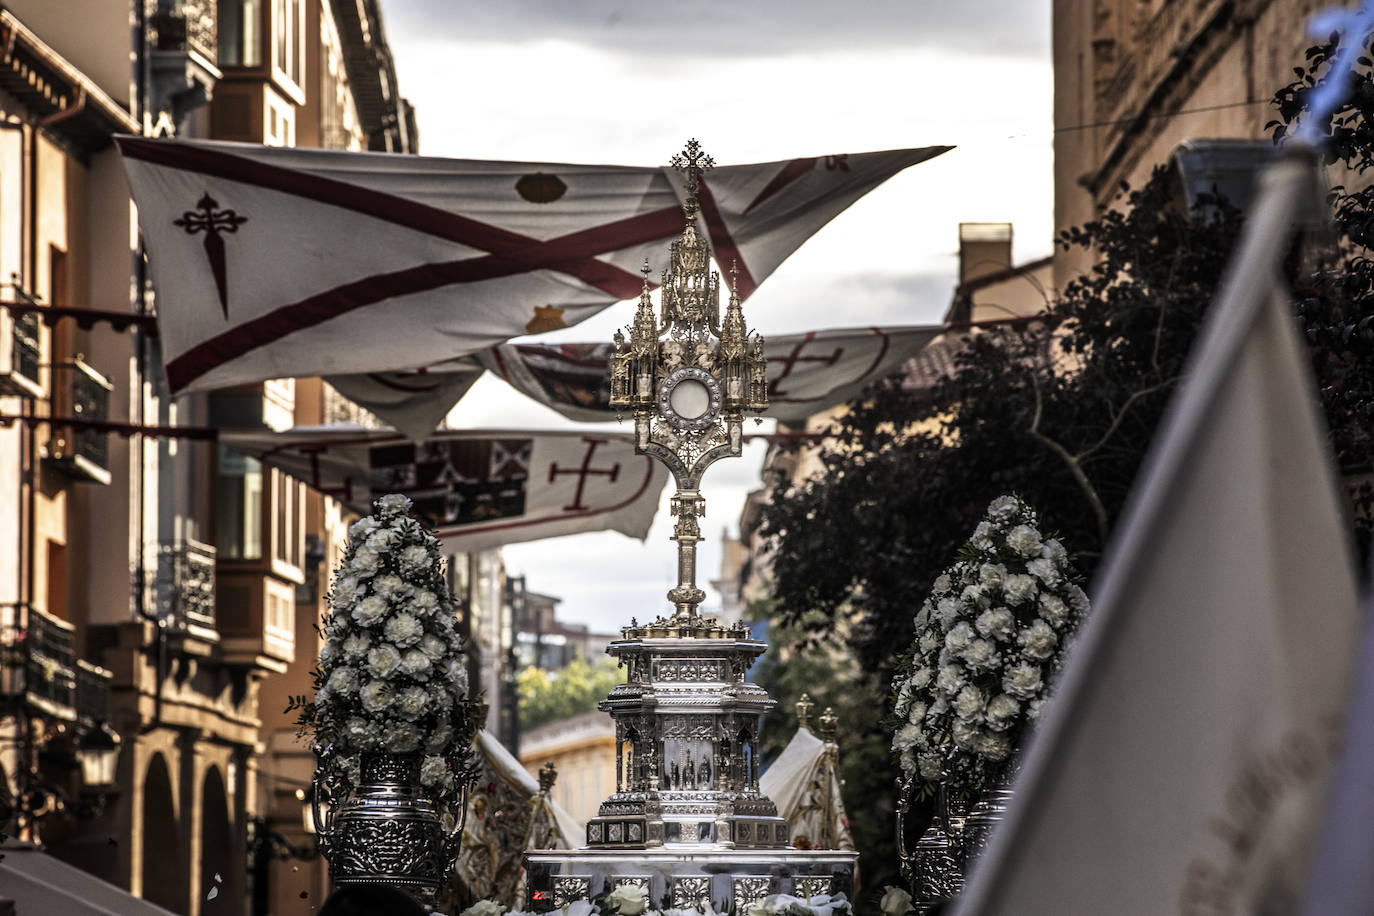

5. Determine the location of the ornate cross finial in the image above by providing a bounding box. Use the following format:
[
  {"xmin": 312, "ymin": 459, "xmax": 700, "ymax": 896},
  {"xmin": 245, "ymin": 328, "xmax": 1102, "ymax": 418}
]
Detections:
[
  {"xmin": 670, "ymin": 138, "xmax": 715, "ymax": 220},
  {"xmin": 796, "ymin": 693, "xmax": 814, "ymax": 731}
]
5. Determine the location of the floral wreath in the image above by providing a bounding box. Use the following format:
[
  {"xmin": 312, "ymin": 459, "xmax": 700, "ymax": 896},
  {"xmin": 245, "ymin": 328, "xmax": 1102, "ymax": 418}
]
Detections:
[
  {"xmin": 291, "ymin": 494, "xmax": 481, "ymax": 810},
  {"xmin": 891, "ymin": 495, "xmax": 1089, "ymax": 799}
]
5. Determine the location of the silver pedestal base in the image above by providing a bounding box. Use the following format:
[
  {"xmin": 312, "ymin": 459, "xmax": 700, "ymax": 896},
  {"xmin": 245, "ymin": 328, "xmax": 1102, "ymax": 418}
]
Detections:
[{"xmin": 523, "ymin": 848, "xmax": 857, "ymax": 913}]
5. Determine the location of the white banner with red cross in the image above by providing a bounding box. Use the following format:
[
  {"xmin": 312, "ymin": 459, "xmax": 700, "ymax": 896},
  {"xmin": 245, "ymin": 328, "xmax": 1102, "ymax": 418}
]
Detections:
[
  {"xmin": 117, "ymin": 137, "xmax": 949, "ymax": 394},
  {"xmin": 218, "ymin": 426, "xmax": 668, "ymax": 551},
  {"xmin": 323, "ymin": 324, "xmax": 945, "ymax": 434}
]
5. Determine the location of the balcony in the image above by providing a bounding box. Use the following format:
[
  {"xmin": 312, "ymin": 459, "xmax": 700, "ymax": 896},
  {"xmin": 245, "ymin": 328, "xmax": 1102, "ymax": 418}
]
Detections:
[
  {"xmin": 155, "ymin": 537, "xmax": 219, "ymax": 638},
  {"xmin": 75, "ymin": 659, "xmax": 114, "ymax": 727},
  {"xmin": 0, "ymin": 604, "xmax": 79, "ymax": 722},
  {"xmin": 0, "ymin": 307, "xmax": 42, "ymax": 398},
  {"xmin": 45, "ymin": 358, "xmax": 114, "ymax": 485}
]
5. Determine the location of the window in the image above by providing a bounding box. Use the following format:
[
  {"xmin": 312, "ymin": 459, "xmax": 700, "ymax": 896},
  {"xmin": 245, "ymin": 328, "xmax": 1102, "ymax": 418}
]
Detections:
[
  {"xmin": 218, "ymin": 0, "xmax": 262, "ymax": 68},
  {"xmin": 217, "ymin": 446, "xmax": 263, "ymax": 559},
  {"xmin": 272, "ymin": 469, "xmax": 305, "ymax": 572},
  {"xmin": 272, "ymin": 0, "xmax": 305, "ymax": 91}
]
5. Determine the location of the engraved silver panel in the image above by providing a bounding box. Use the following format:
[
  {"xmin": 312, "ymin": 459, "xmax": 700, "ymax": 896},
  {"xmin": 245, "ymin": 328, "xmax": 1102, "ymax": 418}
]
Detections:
[
  {"xmin": 794, "ymin": 876, "xmax": 833, "ymax": 899},
  {"xmin": 733, "ymin": 876, "xmax": 771, "ymax": 910},
  {"xmin": 553, "ymin": 876, "xmax": 591, "ymax": 907},
  {"xmin": 672, "ymin": 876, "xmax": 710, "ymax": 908}
]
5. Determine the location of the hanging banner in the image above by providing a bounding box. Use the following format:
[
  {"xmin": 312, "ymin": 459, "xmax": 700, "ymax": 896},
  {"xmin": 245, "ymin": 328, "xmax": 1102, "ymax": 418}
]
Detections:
[
  {"xmin": 327, "ymin": 325, "xmax": 945, "ymax": 433},
  {"xmin": 219, "ymin": 426, "xmax": 668, "ymax": 552},
  {"xmin": 118, "ymin": 137, "xmax": 949, "ymax": 394}
]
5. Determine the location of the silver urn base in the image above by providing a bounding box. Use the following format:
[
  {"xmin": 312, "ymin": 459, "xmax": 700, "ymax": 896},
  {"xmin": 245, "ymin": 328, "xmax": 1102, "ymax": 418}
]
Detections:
[{"xmin": 318, "ymin": 752, "xmax": 451, "ymax": 910}]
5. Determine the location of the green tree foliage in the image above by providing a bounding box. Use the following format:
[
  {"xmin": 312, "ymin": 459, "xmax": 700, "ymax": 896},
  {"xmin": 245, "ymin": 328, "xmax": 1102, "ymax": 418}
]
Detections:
[{"xmin": 517, "ymin": 656, "xmax": 626, "ymax": 731}]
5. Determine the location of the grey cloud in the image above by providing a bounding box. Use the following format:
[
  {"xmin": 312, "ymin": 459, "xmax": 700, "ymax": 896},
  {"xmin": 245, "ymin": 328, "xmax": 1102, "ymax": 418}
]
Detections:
[{"xmin": 381, "ymin": 0, "xmax": 1049, "ymax": 59}]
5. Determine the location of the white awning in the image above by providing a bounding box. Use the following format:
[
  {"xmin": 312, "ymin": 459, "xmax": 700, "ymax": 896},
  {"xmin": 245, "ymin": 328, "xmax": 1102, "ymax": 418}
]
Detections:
[{"xmin": 0, "ymin": 842, "xmax": 178, "ymax": 915}]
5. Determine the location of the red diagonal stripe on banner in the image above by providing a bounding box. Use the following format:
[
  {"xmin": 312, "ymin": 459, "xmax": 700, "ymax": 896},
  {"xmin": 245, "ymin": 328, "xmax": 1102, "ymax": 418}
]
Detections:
[
  {"xmin": 695, "ymin": 179, "xmax": 757, "ymax": 300},
  {"xmin": 744, "ymin": 157, "xmax": 817, "ymax": 214},
  {"xmin": 118, "ymin": 137, "xmax": 664, "ymax": 289},
  {"xmin": 163, "ymin": 208, "xmax": 678, "ymax": 390}
]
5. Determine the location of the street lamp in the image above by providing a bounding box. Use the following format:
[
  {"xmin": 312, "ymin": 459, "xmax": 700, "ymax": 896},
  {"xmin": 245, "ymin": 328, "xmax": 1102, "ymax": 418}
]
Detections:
[{"xmin": 75, "ymin": 721, "xmax": 121, "ymax": 790}]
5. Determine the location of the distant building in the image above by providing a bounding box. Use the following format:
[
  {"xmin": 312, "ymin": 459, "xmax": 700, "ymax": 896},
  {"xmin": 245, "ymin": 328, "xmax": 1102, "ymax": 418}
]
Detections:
[
  {"xmin": 1052, "ymin": 0, "xmax": 1321, "ymax": 288},
  {"xmin": 515, "ymin": 590, "xmax": 618, "ymax": 671}
]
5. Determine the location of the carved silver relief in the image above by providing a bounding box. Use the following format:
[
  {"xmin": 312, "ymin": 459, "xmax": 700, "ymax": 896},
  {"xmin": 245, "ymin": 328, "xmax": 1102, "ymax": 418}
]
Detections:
[
  {"xmin": 553, "ymin": 877, "xmax": 592, "ymax": 907},
  {"xmin": 733, "ymin": 877, "xmax": 771, "ymax": 910},
  {"xmin": 673, "ymin": 876, "xmax": 710, "ymax": 909},
  {"xmin": 794, "ymin": 877, "xmax": 833, "ymax": 899}
]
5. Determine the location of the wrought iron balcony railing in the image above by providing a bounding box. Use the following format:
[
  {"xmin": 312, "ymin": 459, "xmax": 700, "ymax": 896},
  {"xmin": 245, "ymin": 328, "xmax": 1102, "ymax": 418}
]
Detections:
[
  {"xmin": 75, "ymin": 659, "xmax": 114, "ymax": 727},
  {"xmin": 155, "ymin": 537, "xmax": 218, "ymax": 632},
  {"xmin": 0, "ymin": 305, "xmax": 42, "ymax": 398},
  {"xmin": 0, "ymin": 604, "xmax": 79, "ymax": 721},
  {"xmin": 45, "ymin": 357, "xmax": 114, "ymax": 485}
]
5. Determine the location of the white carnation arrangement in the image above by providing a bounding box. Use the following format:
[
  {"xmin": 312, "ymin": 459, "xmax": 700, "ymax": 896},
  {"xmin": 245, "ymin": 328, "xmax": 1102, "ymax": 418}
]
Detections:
[
  {"xmin": 891, "ymin": 495, "xmax": 1089, "ymax": 798},
  {"xmin": 292, "ymin": 494, "xmax": 479, "ymax": 805},
  {"xmin": 458, "ymin": 885, "xmax": 852, "ymax": 916}
]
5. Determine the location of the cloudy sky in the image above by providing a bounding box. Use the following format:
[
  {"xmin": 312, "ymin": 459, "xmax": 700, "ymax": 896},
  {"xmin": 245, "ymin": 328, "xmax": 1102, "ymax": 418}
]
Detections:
[{"xmin": 380, "ymin": 0, "xmax": 1054, "ymax": 633}]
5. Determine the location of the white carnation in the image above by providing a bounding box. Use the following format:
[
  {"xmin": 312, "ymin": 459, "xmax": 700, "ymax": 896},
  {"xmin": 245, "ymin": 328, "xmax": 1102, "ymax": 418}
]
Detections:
[
  {"xmin": 1003, "ymin": 662, "xmax": 1044, "ymax": 699},
  {"xmin": 401, "ymin": 544, "xmax": 430, "ymax": 571},
  {"xmin": 319, "ymin": 638, "xmax": 343, "ymax": 664},
  {"xmin": 975, "ymin": 607, "xmax": 1016, "ymax": 641},
  {"xmin": 1003, "ymin": 573, "xmax": 1039, "ymax": 605},
  {"xmin": 421, "ymin": 754, "xmax": 453, "ymax": 789},
  {"xmin": 971, "ymin": 521, "xmax": 995, "ymax": 550},
  {"xmin": 987, "ymin": 495, "xmax": 1019, "ymax": 518},
  {"xmin": 384, "ymin": 721, "xmax": 421, "ymax": 752},
  {"xmin": 1027, "ymin": 557, "xmax": 1060, "ymax": 586},
  {"xmin": 918, "ymin": 631, "xmax": 941, "ymax": 654},
  {"xmin": 359, "ymin": 680, "xmax": 392, "ymax": 712},
  {"xmin": 366, "ymin": 644, "xmax": 403, "ymax": 678},
  {"xmin": 376, "ymin": 574, "xmax": 408, "ymax": 600},
  {"xmin": 447, "ymin": 658, "xmax": 470, "ymax": 696},
  {"xmin": 894, "ymin": 681, "xmax": 913, "ymax": 718},
  {"xmin": 348, "ymin": 517, "xmax": 378, "ymax": 539},
  {"xmin": 343, "ymin": 632, "xmax": 372, "ymax": 659},
  {"xmin": 1028, "ymin": 698, "xmax": 1047, "ymax": 720},
  {"xmin": 1066, "ymin": 583, "xmax": 1090, "ymax": 613},
  {"xmin": 421, "ymin": 633, "xmax": 447, "ymax": 662},
  {"xmin": 376, "ymin": 493, "xmax": 412, "ymax": 515},
  {"xmin": 345, "ymin": 717, "xmax": 371, "ymax": 745},
  {"xmin": 1041, "ymin": 538, "xmax": 1067, "ymax": 562},
  {"xmin": 326, "ymin": 666, "xmax": 359, "ymax": 695},
  {"xmin": 332, "ymin": 575, "xmax": 360, "ymax": 605},
  {"xmin": 426, "ymin": 722, "xmax": 453, "ymax": 753},
  {"xmin": 979, "ymin": 563, "xmax": 1007, "ymax": 588},
  {"xmin": 976, "ymin": 730, "xmax": 1012, "ymax": 760},
  {"xmin": 908, "ymin": 666, "xmax": 933, "ymax": 690},
  {"xmin": 953, "ymin": 685, "xmax": 986, "ymax": 722},
  {"xmin": 961, "ymin": 584, "xmax": 990, "ymax": 609},
  {"xmin": 933, "ymin": 573, "xmax": 952, "ymax": 594},
  {"xmin": 396, "ymin": 685, "xmax": 429, "ymax": 720},
  {"xmin": 908, "ymin": 700, "xmax": 928, "ymax": 726},
  {"xmin": 918, "ymin": 752, "xmax": 943, "ymax": 780},
  {"xmin": 893, "ymin": 723, "xmax": 922, "ymax": 751},
  {"xmin": 962, "ymin": 638, "xmax": 999, "ymax": 672},
  {"xmin": 352, "ymin": 595, "xmax": 388, "ymax": 627},
  {"xmin": 1006, "ymin": 524, "xmax": 1043, "ymax": 557},
  {"xmin": 365, "ymin": 528, "xmax": 398, "ymax": 552},
  {"xmin": 985, "ymin": 694, "xmax": 1020, "ymax": 731},
  {"xmin": 1038, "ymin": 593, "xmax": 1069, "ymax": 625},
  {"xmin": 945, "ymin": 621, "xmax": 975, "ymax": 652},
  {"xmin": 951, "ymin": 717, "xmax": 980, "ymax": 749},
  {"xmin": 350, "ymin": 547, "xmax": 380, "ymax": 578},
  {"xmin": 401, "ymin": 649, "xmax": 433, "ymax": 680},
  {"xmin": 413, "ymin": 590, "xmax": 440, "ymax": 617},
  {"xmin": 384, "ymin": 612, "xmax": 424, "ymax": 648},
  {"xmin": 936, "ymin": 664, "xmax": 966, "ymax": 694},
  {"xmin": 936, "ymin": 596, "xmax": 961, "ymax": 625},
  {"xmin": 1018, "ymin": 619, "xmax": 1059, "ymax": 660}
]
